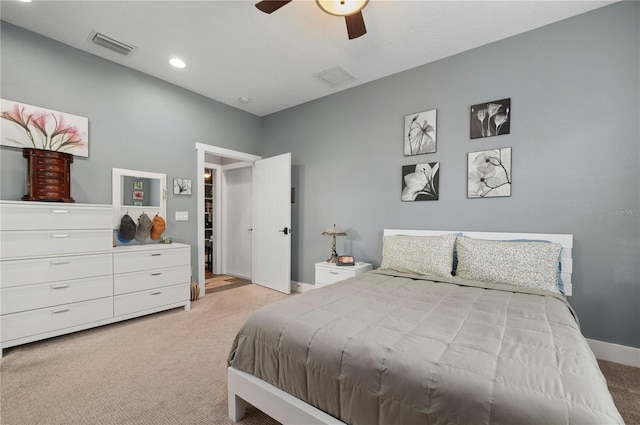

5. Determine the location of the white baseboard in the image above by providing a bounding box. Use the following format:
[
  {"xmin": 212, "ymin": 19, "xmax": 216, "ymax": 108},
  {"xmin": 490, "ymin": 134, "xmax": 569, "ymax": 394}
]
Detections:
[
  {"xmin": 292, "ymin": 281, "xmax": 317, "ymax": 293},
  {"xmin": 587, "ymin": 338, "xmax": 640, "ymax": 368}
]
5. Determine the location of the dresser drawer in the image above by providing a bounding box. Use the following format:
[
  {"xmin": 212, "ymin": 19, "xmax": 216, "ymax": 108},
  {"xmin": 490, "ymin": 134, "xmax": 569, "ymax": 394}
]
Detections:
[
  {"xmin": 114, "ymin": 265, "xmax": 190, "ymax": 295},
  {"xmin": 0, "ymin": 202, "xmax": 111, "ymax": 231},
  {"xmin": 1, "ymin": 275, "xmax": 113, "ymax": 315},
  {"xmin": 1, "ymin": 297, "xmax": 113, "ymax": 342},
  {"xmin": 114, "ymin": 283, "xmax": 189, "ymax": 317},
  {"xmin": 0, "ymin": 229, "xmax": 113, "ymax": 259},
  {"xmin": 114, "ymin": 247, "xmax": 190, "ymax": 274},
  {"xmin": 316, "ymin": 267, "xmax": 355, "ymax": 285},
  {"xmin": 0, "ymin": 253, "xmax": 112, "ymax": 288}
]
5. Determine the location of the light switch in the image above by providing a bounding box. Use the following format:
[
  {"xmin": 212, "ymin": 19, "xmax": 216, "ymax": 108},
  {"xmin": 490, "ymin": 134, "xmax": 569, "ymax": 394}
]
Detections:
[{"xmin": 175, "ymin": 211, "xmax": 189, "ymax": 221}]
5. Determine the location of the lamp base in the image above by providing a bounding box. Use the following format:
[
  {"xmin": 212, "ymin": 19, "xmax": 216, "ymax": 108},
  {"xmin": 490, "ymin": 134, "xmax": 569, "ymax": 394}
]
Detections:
[{"xmin": 326, "ymin": 256, "xmax": 338, "ymax": 263}]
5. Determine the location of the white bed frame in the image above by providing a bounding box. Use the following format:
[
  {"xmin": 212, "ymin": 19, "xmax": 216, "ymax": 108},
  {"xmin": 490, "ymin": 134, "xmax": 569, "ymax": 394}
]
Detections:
[{"xmin": 228, "ymin": 229, "xmax": 574, "ymax": 424}]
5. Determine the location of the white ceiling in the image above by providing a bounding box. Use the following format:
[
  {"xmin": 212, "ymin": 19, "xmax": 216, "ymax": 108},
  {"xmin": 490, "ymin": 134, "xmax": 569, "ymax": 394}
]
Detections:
[{"xmin": 1, "ymin": 0, "xmax": 614, "ymax": 117}]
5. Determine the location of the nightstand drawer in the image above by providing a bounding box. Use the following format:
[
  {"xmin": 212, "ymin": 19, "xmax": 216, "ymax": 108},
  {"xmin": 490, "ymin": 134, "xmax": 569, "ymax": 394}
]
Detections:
[
  {"xmin": 315, "ymin": 262, "xmax": 373, "ymax": 286},
  {"xmin": 316, "ymin": 266, "xmax": 355, "ymax": 285}
]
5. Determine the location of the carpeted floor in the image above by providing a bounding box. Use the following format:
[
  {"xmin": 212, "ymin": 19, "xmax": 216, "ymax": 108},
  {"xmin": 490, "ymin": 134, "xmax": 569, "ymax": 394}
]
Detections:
[
  {"xmin": 1, "ymin": 283, "xmax": 638, "ymax": 425},
  {"xmin": 1, "ymin": 283, "xmax": 286, "ymax": 425}
]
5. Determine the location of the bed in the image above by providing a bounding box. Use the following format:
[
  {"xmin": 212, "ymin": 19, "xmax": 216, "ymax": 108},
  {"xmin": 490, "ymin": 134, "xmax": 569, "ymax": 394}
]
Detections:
[{"xmin": 227, "ymin": 230, "xmax": 623, "ymax": 425}]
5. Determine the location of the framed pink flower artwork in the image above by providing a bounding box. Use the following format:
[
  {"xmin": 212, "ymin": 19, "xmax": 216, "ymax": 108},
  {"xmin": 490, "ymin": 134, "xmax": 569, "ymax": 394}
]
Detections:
[{"xmin": 0, "ymin": 99, "xmax": 89, "ymax": 157}]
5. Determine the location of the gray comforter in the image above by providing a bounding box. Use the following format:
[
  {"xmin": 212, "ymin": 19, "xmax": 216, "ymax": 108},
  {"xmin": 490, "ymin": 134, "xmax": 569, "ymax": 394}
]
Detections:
[{"xmin": 228, "ymin": 271, "xmax": 624, "ymax": 425}]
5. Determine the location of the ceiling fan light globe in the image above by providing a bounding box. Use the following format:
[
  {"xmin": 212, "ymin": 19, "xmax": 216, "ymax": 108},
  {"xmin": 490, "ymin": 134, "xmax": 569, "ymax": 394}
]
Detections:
[{"xmin": 316, "ymin": 0, "xmax": 368, "ymax": 17}]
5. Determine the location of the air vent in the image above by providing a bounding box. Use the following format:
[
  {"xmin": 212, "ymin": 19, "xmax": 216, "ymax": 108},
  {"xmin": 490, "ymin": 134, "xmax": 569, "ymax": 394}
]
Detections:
[
  {"xmin": 89, "ymin": 31, "xmax": 136, "ymax": 56},
  {"xmin": 314, "ymin": 66, "xmax": 355, "ymax": 87}
]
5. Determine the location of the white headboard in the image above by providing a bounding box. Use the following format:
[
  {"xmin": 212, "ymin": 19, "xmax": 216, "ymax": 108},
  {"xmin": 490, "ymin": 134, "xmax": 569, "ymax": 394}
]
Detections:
[{"xmin": 383, "ymin": 229, "xmax": 574, "ymax": 296}]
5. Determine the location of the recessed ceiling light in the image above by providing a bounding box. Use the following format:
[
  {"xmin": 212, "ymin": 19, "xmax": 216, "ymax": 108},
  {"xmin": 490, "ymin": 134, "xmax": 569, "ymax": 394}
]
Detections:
[
  {"xmin": 238, "ymin": 97, "xmax": 251, "ymax": 104},
  {"xmin": 169, "ymin": 58, "xmax": 186, "ymax": 68},
  {"xmin": 19, "ymin": 0, "xmax": 33, "ymax": 3}
]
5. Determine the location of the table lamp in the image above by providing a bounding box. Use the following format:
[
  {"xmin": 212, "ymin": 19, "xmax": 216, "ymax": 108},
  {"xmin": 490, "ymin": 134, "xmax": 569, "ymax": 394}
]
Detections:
[{"xmin": 322, "ymin": 224, "xmax": 347, "ymax": 263}]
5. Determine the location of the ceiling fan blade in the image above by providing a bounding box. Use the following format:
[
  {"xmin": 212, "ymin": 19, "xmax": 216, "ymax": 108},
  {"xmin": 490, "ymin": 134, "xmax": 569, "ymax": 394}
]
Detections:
[
  {"xmin": 255, "ymin": 0, "xmax": 292, "ymax": 14},
  {"xmin": 345, "ymin": 11, "xmax": 367, "ymax": 39}
]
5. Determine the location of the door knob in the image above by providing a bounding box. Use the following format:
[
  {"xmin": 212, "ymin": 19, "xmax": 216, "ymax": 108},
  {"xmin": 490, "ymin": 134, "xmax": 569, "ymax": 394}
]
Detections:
[{"xmin": 278, "ymin": 227, "xmax": 290, "ymax": 235}]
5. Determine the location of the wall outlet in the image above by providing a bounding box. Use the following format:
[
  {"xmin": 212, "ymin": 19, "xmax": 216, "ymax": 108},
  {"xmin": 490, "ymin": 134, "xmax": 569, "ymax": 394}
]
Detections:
[{"xmin": 175, "ymin": 211, "xmax": 189, "ymax": 221}]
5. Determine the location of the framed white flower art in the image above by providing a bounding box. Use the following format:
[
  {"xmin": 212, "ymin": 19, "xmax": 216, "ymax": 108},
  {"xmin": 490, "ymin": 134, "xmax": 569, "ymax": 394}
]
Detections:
[
  {"xmin": 467, "ymin": 148, "xmax": 512, "ymax": 198},
  {"xmin": 470, "ymin": 98, "xmax": 510, "ymax": 139},
  {"xmin": 404, "ymin": 109, "xmax": 436, "ymax": 156},
  {"xmin": 173, "ymin": 178, "xmax": 192, "ymax": 195},
  {"xmin": 401, "ymin": 162, "xmax": 439, "ymax": 201}
]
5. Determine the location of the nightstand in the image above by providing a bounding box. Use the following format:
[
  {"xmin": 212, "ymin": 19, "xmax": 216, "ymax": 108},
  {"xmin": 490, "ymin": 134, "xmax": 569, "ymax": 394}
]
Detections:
[{"xmin": 315, "ymin": 261, "xmax": 372, "ymax": 286}]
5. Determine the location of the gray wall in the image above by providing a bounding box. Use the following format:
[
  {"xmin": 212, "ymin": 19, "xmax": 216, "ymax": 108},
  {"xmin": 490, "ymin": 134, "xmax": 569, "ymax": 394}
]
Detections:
[
  {"xmin": 0, "ymin": 22, "xmax": 262, "ymax": 280},
  {"xmin": 262, "ymin": 2, "xmax": 640, "ymax": 348}
]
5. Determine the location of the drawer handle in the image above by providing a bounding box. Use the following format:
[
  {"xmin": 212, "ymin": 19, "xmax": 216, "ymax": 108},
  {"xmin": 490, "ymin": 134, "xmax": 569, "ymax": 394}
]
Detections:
[
  {"xmin": 51, "ymin": 260, "xmax": 70, "ymax": 266},
  {"xmin": 51, "ymin": 284, "xmax": 70, "ymax": 290},
  {"xmin": 150, "ymin": 291, "xmax": 162, "ymax": 296},
  {"xmin": 51, "ymin": 234, "xmax": 69, "ymax": 239},
  {"xmin": 52, "ymin": 308, "xmax": 70, "ymax": 315},
  {"xmin": 329, "ymin": 271, "xmax": 339, "ymax": 275},
  {"xmin": 150, "ymin": 272, "xmax": 162, "ymax": 276},
  {"xmin": 51, "ymin": 209, "xmax": 70, "ymax": 215},
  {"xmin": 150, "ymin": 253, "xmax": 162, "ymax": 257}
]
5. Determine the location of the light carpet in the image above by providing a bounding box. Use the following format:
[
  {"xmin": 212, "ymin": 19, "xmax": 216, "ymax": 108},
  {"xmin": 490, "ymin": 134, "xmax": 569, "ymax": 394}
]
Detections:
[{"xmin": 1, "ymin": 284, "xmax": 286, "ymax": 425}]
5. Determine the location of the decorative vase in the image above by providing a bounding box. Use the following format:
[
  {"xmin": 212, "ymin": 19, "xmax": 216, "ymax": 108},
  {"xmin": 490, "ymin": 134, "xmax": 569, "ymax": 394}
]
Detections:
[{"xmin": 22, "ymin": 148, "xmax": 75, "ymax": 203}]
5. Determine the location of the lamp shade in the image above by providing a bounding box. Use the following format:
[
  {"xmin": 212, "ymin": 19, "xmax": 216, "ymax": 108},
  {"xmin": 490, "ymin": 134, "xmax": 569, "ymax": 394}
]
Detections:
[
  {"xmin": 322, "ymin": 224, "xmax": 347, "ymax": 236},
  {"xmin": 316, "ymin": 0, "xmax": 368, "ymax": 17}
]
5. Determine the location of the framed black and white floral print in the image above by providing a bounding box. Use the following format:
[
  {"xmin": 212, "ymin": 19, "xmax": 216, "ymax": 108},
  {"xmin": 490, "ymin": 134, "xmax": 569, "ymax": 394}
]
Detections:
[
  {"xmin": 467, "ymin": 148, "xmax": 511, "ymax": 198},
  {"xmin": 173, "ymin": 178, "xmax": 192, "ymax": 195},
  {"xmin": 404, "ymin": 109, "xmax": 436, "ymax": 155},
  {"xmin": 470, "ymin": 98, "xmax": 510, "ymax": 139},
  {"xmin": 402, "ymin": 162, "xmax": 439, "ymax": 201}
]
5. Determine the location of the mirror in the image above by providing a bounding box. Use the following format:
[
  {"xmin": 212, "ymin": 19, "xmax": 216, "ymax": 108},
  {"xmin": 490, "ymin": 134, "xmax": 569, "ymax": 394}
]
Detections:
[{"xmin": 112, "ymin": 168, "xmax": 167, "ymax": 229}]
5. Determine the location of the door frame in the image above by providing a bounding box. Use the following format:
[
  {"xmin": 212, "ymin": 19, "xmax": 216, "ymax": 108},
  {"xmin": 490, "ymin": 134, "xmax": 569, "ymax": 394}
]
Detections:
[
  {"xmin": 204, "ymin": 161, "xmax": 221, "ymax": 274},
  {"xmin": 196, "ymin": 143, "xmax": 261, "ymax": 297}
]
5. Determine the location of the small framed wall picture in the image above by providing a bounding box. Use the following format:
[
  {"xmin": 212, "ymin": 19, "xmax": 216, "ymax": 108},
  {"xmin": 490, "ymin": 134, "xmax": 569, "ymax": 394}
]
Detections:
[
  {"xmin": 470, "ymin": 98, "xmax": 510, "ymax": 139},
  {"xmin": 404, "ymin": 109, "xmax": 437, "ymax": 156},
  {"xmin": 467, "ymin": 147, "xmax": 512, "ymax": 198},
  {"xmin": 173, "ymin": 178, "xmax": 192, "ymax": 195},
  {"xmin": 401, "ymin": 162, "xmax": 439, "ymax": 201},
  {"xmin": 132, "ymin": 191, "xmax": 144, "ymax": 200}
]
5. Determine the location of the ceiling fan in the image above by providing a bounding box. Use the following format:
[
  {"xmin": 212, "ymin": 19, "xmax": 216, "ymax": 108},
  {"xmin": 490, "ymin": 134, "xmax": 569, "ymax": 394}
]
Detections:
[{"xmin": 255, "ymin": 0, "xmax": 368, "ymax": 40}]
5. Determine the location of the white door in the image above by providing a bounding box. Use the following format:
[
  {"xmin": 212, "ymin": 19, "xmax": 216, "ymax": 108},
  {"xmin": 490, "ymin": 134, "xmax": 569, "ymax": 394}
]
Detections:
[
  {"xmin": 224, "ymin": 166, "xmax": 253, "ymax": 279},
  {"xmin": 252, "ymin": 153, "xmax": 291, "ymax": 294}
]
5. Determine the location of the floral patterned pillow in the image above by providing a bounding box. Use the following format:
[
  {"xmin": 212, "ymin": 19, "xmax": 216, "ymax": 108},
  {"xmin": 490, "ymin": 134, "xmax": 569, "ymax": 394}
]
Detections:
[
  {"xmin": 455, "ymin": 236, "xmax": 562, "ymax": 294},
  {"xmin": 379, "ymin": 233, "xmax": 457, "ymax": 277}
]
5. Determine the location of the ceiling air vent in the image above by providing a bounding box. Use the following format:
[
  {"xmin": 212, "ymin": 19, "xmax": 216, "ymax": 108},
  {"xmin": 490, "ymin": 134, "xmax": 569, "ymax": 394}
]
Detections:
[
  {"xmin": 314, "ymin": 66, "xmax": 355, "ymax": 88},
  {"xmin": 89, "ymin": 31, "xmax": 136, "ymax": 56}
]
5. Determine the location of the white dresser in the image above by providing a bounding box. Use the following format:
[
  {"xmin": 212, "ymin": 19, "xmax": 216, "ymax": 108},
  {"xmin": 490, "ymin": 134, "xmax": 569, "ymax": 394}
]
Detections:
[
  {"xmin": 315, "ymin": 261, "xmax": 372, "ymax": 286},
  {"xmin": 0, "ymin": 201, "xmax": 114, "ymax": 351},
  {"xmin": 0, "ymin": 201, "xmax": 191, "ymax": 354}
]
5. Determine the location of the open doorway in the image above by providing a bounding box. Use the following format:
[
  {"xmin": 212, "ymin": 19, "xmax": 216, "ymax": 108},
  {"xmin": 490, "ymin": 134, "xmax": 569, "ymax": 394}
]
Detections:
[
  {"xmin": 196, "ymin": 144, "xmax": 261, "ymax": 298},
  {"xmin": 196, "ymin": 143, "xmax": 292, "ymax": 298}
]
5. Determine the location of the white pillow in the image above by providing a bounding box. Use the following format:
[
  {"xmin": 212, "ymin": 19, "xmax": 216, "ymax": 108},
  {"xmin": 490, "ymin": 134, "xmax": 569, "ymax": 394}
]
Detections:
[
  {"xmin": 379, "ymin": 233, "xmax": 457, "ymax": 277},
  {"xmin": 455, "ymin": 236, "xmax": 562, "ymax": 293}
]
